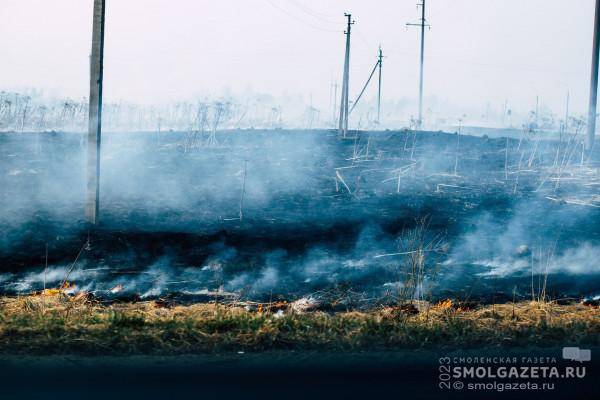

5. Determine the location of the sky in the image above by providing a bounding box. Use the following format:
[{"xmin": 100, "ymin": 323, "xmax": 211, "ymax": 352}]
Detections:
[{"xmin": 0, "ymin": 0, "xmax": 596, "ymax": 120}]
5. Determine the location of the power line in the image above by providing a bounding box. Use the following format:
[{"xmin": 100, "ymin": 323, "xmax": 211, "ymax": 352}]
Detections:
[
  {"xmin": 285, "ymin": 0, "xmax": 338, "ymax": 24},
  {"xmin": 265, "ymin": 0, "xmax": 339, "ymax": 33},
  {"xmin": 353, "ymin": 27, "xmax": 375, "ymax": 50}
]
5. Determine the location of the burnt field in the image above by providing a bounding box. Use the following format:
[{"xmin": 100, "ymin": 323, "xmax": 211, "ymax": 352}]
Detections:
[{"xmin": 1, "ymin": 129, "xmax": 600, "ymax": 305}]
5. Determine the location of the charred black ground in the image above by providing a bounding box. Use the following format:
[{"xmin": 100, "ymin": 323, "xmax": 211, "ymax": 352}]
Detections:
[{"xmin": 1, "ymin": 129, "xmax": 599, "ymax": 303}]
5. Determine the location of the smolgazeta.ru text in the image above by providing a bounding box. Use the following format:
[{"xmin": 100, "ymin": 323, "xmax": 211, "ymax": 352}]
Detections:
[{"xmin": 451, "ymin": 366, "xmax": 585, "ymax": 379}]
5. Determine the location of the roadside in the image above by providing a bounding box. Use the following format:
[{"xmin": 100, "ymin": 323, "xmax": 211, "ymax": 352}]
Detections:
[{"xmin": 1, "ymin": 347, "xmax": 598, "ymax": 400}]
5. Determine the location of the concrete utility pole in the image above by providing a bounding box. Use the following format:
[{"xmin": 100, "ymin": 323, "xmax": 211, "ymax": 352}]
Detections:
[
  {"xmin": 565, "ymin": 91, "xmax": 570, "ymax": 133},
  {"xmin": 332, "ymin": 82, "xmax": 339, "ymax": 127},
  {"xmin": 86, "ymin": 0, "xmax": 106, "ymax": 225},
  {"xmin": 377, "ymin": 47, "xmax": 383, "ymax": 125},
  {"xmin": 535, "ymin": 96, "xmax": 539, "ymax": 127},
  {"xmin": 587, "ymin": 0, "xmax": 600, "ymax": 151},
  {"xmin": 338, "ymin": 13, "xmax": 354, "ymax": 138},
  {"xmin": 407, "ymin": 0, "xmax": 428, "ymax": 129},
  {"xmin": 349, "ymin": 51, "xmax": 382, "ymax": 115}
]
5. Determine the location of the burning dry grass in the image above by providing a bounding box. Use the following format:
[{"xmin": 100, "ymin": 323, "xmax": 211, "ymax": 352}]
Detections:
[{"xmin": 0, "ymin": 294, "xmax": 598, "ymax": 355}]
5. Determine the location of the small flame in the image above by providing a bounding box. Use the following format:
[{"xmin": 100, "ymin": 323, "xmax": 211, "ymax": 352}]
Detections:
[{"xmin": 435, "ymin": 299, "xmax": 453, "ymax": 310}]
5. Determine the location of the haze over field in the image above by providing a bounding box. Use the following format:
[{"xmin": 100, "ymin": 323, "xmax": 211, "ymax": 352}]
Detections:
[
  {"xmin": 1, "ymin": 0, "xmax": 600, "ymax": 302},
  {"xmin": 1, "ymin": 4, "xmax": 600, "ymax": 399},
  {"xmin": 0, "ymin": 0, "xmax": 596, "ymax": 125}
]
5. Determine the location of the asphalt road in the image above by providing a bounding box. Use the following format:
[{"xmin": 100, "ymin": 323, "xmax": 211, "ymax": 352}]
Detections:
[{"xmin": 0, "ymin": 347, "xmax": 597, "ymax": 400}]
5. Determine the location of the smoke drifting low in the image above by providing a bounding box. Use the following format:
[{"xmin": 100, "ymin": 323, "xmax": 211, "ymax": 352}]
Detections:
[{"xmin": 1, "ymin": 129, "xmax": 599, "ymax": 302}]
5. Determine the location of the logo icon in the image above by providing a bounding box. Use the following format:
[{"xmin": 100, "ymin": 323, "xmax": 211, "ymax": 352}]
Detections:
[{"xmin": 563, "ymin": 347, "xmax": 591, "ymax": 362}]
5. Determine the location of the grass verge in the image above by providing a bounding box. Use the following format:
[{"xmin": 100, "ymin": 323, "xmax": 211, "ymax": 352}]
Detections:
[{"xmin": 0, "ymin": 294, "xmax": 598, "ymax": 355}]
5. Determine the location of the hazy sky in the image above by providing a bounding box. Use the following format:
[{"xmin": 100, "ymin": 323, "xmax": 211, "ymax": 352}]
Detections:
[{"xmin": 0, "ymin": 0, "xmax": 595, "ymax": 116}]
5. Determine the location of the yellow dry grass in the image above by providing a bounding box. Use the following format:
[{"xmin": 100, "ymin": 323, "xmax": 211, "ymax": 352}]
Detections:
[{"xmin": 0, "ymin": 294, "xmax": 597, "ymax": 355}]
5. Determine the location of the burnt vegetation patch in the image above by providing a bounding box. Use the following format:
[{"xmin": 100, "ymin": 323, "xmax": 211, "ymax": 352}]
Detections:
[{"xmin": 1, "ymin": 129, "xmax": 600, "ymax": 302}]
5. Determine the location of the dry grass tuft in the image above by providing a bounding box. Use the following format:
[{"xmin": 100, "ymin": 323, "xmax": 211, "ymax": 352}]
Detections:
[{"xmin": 0, "ymin": 295, "xmax": 597, "ymax": 355}]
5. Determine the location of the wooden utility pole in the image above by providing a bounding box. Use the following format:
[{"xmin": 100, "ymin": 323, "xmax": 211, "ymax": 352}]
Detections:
[
  {"xmin": 587, "ymin": 0, "xmax": 600, "ymax": 151},
  {"xmin": 377, "ymin": 47, "xmax": 383, "ymax": 125},
  {"xmin": 338, "ymin": 13, "xmax": 354, "ymax": 138},
  {"xmin": 407, "ymin": 0, "xmax": 428, "ymax": 129},
  {"xmin": 86, "ymin": 0, "xmax": 106, "ymax": 225}
]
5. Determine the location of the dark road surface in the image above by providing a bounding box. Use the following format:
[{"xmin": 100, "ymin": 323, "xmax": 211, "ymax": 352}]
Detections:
[{"xmin": 1, "ymin": 347, "xmax": 598, "ymax": 400}]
